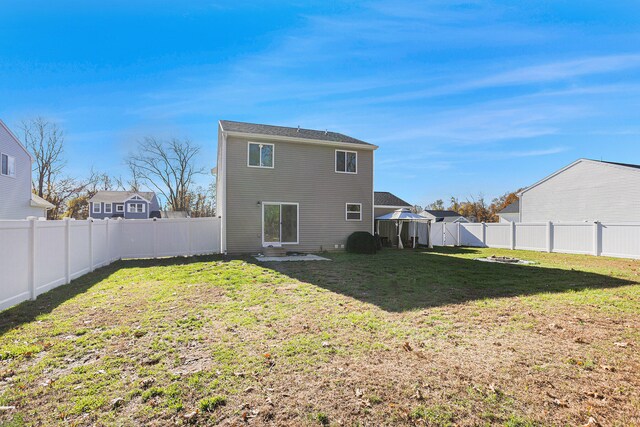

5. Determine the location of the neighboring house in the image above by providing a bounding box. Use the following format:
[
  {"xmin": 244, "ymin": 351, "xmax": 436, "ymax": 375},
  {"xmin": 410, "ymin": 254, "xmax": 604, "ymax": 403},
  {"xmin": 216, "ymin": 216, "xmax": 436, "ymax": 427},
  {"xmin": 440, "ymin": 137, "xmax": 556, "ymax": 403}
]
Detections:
[
  {"xmin": 498, "ymin": 200, "xmax": 520, "ymax": 223},
  {"xmin": 0, "ymin": 119, "xmax": 54, "ymax": 219},
  {"xmin": 374, "ymin": 191, "xmax": 413, "ymax": 244},
  {"xmin": 216, "ymin": 120, "xmax": 377, "ymax": 254},
  {"xmin": 374, "ymin": 191, "xmax": 412, "ymax": 218},
  {"xmin": 89, "ymin": 191, "xmax": 161, "ymax": 219},
  {"xmin": 160, "ymin": 210, "xmax": 190, "ymax": 219},
  {"xmin": 518, "ymin": 158, "xmax": 640, "ymax": 222},
  {"xmin": 420, "ymin": 210, "xmax": 470, "ymax": 223}
]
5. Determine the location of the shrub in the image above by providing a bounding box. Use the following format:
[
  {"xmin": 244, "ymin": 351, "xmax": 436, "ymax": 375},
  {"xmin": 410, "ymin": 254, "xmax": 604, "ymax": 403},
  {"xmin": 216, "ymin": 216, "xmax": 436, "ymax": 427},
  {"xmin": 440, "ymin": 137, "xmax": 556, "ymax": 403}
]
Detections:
[{"xmin": 346, "ymin": 231, "xmax": 377, "ymax": 254}]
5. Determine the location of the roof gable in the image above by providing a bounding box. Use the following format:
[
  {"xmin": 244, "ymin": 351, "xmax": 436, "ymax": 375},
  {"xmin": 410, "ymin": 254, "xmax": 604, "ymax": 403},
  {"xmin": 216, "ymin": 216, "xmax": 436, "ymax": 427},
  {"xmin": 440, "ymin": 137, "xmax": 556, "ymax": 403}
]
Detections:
[
  {"xmin": 498, "ymin": 199, "xmax": 519, "ymax": 214},
  {"xmin": 519, "ymin": 158, "xmax": 640, "ymax": 195},
  {"xmin": 0, "ymin": 119, "xmax": 32, "ymax": 160}
]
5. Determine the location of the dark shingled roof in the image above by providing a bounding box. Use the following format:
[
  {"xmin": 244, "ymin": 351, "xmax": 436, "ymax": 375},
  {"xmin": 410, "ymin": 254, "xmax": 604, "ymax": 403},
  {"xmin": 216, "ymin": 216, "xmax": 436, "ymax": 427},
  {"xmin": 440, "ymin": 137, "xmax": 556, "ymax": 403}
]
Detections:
[
  {"xmin": 220, "ymin": 120, "xmax": 373, "ymax": 146},
  {"xmin": 374, "ymin": 191, "xmax": 412, "ymax": 207},
  {"xmin": 422, "ymin": 210, "xmax": 463, "ymax": 218},
  {"xmin": 499, "ymin": 199, "xmax": 519, "ymax": 214},
  {"xmin": 597, "ymin": 160, "xmax": 640, "ymax": 170}
]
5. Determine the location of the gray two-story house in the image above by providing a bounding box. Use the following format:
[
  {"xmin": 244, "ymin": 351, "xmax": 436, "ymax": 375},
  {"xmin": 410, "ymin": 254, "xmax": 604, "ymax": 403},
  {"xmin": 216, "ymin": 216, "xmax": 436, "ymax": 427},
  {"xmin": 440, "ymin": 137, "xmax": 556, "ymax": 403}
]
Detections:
[
  {"xmin": 89, "ymin": 191, "xmax": 161, "ymax": 219},
  {"xmin": 216, "ymin": 120, "xmax": 377, "ymax": 254},
  {"xmin": 0, "ymin": 120, "xmax": 54, "ymax": 219}
]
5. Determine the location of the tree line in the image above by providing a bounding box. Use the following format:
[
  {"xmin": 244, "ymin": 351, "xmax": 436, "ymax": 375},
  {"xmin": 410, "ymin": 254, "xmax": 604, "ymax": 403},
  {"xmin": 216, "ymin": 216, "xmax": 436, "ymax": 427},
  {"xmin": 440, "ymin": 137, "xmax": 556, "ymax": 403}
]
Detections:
[
  {"xmin": 20, "ymin": 117, "xmax": 216, "ymax": 220},
  {"xmin": 421, "ymin": 191, "xmax": 520, "ymax": 223}
]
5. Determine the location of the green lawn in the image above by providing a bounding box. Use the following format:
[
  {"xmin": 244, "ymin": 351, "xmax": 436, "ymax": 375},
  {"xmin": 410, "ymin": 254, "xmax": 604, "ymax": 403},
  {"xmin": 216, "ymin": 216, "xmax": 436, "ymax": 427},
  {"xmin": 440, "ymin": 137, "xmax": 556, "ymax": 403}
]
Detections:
[{"xmin": 0, "ymin": 247, "xmax": 638, "ymax": 426}]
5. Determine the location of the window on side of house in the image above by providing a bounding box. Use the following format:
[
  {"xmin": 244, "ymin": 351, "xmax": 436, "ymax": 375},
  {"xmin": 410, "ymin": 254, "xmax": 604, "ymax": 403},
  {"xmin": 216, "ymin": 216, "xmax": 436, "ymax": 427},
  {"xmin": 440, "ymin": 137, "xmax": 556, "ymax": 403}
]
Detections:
[
  {"xmin": 346, "ymin": 203, "xmax": 362, "ymax": 221},
  {"xmin": 128, "ymin": 203, "xmax": 145, "ymax": 213},
  {"xmin": 335, "ymin": 150, "xmax": 357, "ymax": 174},
  {"xmin": 92, "ymin": 203, "xmax": 101, "ymax": 214},
  {"xmin": 248, "ymin": 142, "xmax": 274, "ymax": 168},
  {"xmin": 1, "ymin": 153, "xmax": 15, "ymax": 177},
  {"xmin": 104, "ymin": 203, "xmax": 112, "ymax": 214}
]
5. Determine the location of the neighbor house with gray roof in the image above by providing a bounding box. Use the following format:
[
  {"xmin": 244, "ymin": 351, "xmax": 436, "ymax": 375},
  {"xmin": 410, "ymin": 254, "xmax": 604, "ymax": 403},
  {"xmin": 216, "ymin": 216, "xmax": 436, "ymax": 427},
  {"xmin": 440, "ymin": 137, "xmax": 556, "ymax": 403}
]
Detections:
[
  {"xmin": 89, "ymin": 191, "xmax": 161, "ymax": 219},
  {"xmin": 0, "ymin": 119, "xmax": 54, "ymax": 219},
  {"xmin": 419, "ymin": 209, "xmax": 470, "ymax": 223},
  {"xmin": 498, "ymin": 200, "xmax": 520, "ymax": 223},
  {"xmin": 216, "ymin": 120, "xmax": 377, "ymax": 254}
]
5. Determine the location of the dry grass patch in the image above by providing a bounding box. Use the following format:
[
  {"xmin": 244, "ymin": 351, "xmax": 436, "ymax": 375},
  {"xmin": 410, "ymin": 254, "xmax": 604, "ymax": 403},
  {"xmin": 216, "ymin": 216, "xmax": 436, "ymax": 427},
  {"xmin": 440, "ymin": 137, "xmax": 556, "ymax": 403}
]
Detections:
[{"xmin": 0, "ymin": 248, "xmax": 638, "ymax": 426}]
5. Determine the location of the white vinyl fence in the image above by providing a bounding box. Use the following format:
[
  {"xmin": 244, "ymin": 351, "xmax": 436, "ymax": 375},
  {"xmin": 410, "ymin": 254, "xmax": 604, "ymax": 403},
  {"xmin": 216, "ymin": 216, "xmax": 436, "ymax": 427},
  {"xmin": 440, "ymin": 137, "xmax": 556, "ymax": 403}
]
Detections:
[
  {"xmin": 424, "ymin": 221, "xmax": 640, "ymax": 260},
  {"xmin": 0, "ymin": 217, "xmax": 221, "ymax": 311}
]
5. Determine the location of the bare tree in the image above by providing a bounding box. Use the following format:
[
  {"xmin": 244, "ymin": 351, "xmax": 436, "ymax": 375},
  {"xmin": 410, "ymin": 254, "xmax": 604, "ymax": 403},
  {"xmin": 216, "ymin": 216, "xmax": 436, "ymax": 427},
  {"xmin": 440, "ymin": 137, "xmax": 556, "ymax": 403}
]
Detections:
[
  {"xmin": 127, "ymin": 137, "xmax": 205, "ymax": 212},
  {"xmin": 20, "ymin": 117, "xmax": 65, "ymax": 199}
]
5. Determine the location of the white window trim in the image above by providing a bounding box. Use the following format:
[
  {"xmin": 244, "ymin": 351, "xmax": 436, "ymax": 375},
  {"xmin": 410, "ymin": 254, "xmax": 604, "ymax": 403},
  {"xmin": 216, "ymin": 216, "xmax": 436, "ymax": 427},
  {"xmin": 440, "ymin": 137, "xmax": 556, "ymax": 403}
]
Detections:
[
  {"xmin": 247, "ymin": 142, "xmax": 275, "ymax": 169},
  {"xmin": 335, "ymin": 149, "xmax": 357, "ymax": 174},
  {"xmin": 345, "ymin": 203, "xmax": 362, "ymax": 221},
  {"xmin": 92, "ymin": 202, "xmax": 101, "ymax": 214},
  {"xmin": 0, "ymin": 153, "xmax": 16, "ymax": 178},
  {"xmin": 261, "ymin": 201, "xmax": 299, "ymax": 245},
  {"xmin": 104, "ymin": 203, "xmax": 112, "ymax": 214},
  {"xmin": 128, "ymin": 203, "xmax": 146, "ymax": 213},
  {"xmin": 116, "ymin": 204, "xmax": 124, "ymax": 212}
]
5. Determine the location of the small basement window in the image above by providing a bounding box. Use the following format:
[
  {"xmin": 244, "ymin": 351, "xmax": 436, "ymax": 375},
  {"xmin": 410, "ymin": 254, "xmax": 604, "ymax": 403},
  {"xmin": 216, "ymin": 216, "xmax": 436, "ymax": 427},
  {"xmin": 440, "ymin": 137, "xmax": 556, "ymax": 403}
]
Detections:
[
  {"xmin": 248, "ymin": 142, "xmax": 274, "ymax": 168},
  {"xmin": 346, "ymin": 203, "xmax": 362, "ymax": 221}
]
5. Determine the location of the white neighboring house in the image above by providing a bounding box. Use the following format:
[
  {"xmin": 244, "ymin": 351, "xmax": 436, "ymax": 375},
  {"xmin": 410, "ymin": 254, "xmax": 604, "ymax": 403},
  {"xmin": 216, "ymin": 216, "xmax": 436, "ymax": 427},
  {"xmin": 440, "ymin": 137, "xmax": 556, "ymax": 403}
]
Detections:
[
  {"xmin": 497, "ymin": 200, "xmax": 520, "ymax": 223},
  {"xmin": 0, "ymin": 120, "xmax": 54, "ymax": 219},
  {"xmin": 519, "ymin": 158, "xmax": 640, "ymax": 222}
]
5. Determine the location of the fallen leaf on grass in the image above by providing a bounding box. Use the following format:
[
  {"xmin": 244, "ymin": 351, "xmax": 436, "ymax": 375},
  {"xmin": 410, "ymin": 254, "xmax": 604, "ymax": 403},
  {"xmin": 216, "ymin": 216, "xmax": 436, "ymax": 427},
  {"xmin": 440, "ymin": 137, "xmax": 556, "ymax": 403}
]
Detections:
[
  {"xmin": 402, "ymin": 342, "xmax": 413, "ymax": 352},
  {"xmin": 552, "ymin": 398, "xmax": 568, "ymax": 407},
  {"xmin": 614, "ymin": 341, "xmax": 632, "ymax": 348},
  {"xmin": 111, "ymin": 397, "xmax": 124, "ymax": 409},
  {"xmin": 601, "ymin": 365, "xmax": 616, "ymax": 372},
  {"xmin": 0, "ymin": 406, "xmax": 16, "ymax": 411},
  {"xmin": 582, "ymin": 416, "xmax": 600, "ymax": 427}
]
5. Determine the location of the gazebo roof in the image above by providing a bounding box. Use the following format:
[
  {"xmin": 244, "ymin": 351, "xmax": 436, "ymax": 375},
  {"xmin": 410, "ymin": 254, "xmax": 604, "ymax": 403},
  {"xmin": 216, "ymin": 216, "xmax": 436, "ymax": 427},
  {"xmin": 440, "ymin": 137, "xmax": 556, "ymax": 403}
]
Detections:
[{"xmin": 375, "ymin": 208, "xmax": 428, "ymax": 221}]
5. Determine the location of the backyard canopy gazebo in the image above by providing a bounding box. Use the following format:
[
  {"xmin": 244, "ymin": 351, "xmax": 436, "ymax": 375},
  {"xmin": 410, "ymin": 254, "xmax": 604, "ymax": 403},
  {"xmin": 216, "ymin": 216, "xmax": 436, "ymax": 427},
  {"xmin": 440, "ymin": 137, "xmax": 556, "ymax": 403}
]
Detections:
[{"xmin": 375, "ymin": 208, "xmax": 431, "ymax": 249}]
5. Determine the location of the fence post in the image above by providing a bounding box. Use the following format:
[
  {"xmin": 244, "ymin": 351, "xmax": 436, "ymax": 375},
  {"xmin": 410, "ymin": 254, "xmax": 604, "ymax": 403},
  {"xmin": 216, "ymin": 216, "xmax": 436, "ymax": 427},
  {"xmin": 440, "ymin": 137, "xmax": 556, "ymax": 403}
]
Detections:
[
  {"xmin": 456, "ymin": 222, "xmax": 461, "ymax": 246},
  {"xmin": 64, "ymin": 218, "xmax": 71, "ymax": 284},
  {"xmin": 28, "ymin": 217, "xmax": 37, "ymax": 300},
  {"xmin": 89, "ymin": 219, "xmax": 94, "ymax": 272},
  {"xmin": 153, "ymin": 218, "xmax": 158, "ymax": 259},
  {"xmin": 105, "ymin": 218, "xmax": 110, "ymax": 262},
  {"xmin": 188, "ymin": 219, "xmax": 193, "ymax": 256},
  {"xmin": 593, "ymin": 221, "xmax": 601, "ymax": 256},
  {"xmin": 510, "ymin": 221, "xmax": 516, "ymax": 250},
  {"xmin": 546, "ymin": 221, "xmax": 553, "ymax": 253},
  {"xmin": 481, "ymin": 222, "xmax": 486, "ymax": 247}
]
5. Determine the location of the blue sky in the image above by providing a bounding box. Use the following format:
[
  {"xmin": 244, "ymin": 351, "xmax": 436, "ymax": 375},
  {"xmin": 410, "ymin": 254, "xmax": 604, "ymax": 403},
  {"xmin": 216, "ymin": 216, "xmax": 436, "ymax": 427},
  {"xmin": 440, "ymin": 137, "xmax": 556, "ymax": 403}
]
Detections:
[{"xmin": 2, "ymin": 1, "xmax": 640, "ymax": 206}]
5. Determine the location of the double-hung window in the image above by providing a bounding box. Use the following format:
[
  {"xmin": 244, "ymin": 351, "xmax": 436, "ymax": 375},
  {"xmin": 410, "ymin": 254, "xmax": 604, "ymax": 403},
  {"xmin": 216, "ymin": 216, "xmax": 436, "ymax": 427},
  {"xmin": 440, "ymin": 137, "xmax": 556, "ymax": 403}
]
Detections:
[
  {"xmin": 128, "ymin": 203, "xmax": 145, "ymax": 213},
  {"xmin": 335, "ymin": 150, "xmax": 357, "ymax": 174},
  {"xmin": 92, "ymin": 203, "xmax": 101, "ymax": 214},
  {"xmin": 346, "ymin": 203, "xmax": 362, "ymax": 221},
  {"xmin": 104, "ymin": 203, "xmax": 112, "ymax": 214},
  {"xmin": 248, "ymin": 142, "xmax": 274, "ymax": 168},
  {"xmin": 1, "ymin": 153, "xmax": 15, "ymax": 177}
]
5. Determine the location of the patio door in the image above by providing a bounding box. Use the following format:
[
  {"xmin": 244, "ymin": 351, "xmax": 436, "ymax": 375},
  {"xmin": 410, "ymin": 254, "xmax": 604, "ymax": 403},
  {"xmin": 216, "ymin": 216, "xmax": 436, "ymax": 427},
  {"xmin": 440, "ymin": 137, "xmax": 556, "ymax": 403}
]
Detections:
[{"xmin": 262, "ymin": 202, "xmax": 299, "ymax": 245}]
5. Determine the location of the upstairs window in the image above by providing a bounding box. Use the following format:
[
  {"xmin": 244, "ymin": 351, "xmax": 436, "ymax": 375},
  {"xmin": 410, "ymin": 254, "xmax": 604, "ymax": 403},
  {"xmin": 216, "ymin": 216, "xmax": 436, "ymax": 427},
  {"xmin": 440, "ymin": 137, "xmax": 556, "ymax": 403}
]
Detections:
[
  {"xmin": 1, "ymin": 153, "xmax": 15, "ymax": 177},
  {"xmin": 346, "ymin": 203, "xmax": 362, "ymax": 221},
  {"xmin": 336, "ymin": 150, "xmax": 357, "ymax": 174},
  {"xmin": 248, "ymin": 142, "xmax": 274, "ymax": 168}
]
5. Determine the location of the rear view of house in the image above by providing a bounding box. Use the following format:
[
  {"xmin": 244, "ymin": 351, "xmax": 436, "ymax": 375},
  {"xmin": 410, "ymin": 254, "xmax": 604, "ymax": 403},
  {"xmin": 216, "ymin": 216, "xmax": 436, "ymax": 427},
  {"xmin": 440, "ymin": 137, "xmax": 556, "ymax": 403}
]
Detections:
[
  {"xmin": 216, "ymin": 120, "xmax": 377, "ymax": 254},
  {"xmin": 89, "ymin": 191, "xmax": 160, "ymax": 219},
  {"xmin": 0, "ymin": 120, "xmax": 54, "ymax": 219}
]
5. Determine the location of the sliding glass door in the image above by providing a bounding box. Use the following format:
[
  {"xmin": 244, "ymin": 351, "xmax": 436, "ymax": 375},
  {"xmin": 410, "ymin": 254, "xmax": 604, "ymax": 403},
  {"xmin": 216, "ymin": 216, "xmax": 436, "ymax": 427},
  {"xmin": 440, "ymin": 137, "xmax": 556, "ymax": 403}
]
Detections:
[{"xmin": 262, "ymin": 202, "xmax": 298, "ymax": 245}]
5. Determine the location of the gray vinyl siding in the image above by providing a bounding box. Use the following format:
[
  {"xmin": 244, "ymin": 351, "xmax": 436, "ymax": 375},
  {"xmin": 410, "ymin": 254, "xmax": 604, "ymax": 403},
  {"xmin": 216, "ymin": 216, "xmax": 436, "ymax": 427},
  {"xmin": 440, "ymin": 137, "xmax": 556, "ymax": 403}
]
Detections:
[
  {"xmin": 224, "ymin": 135, "xmax": 374, "ymax": 253},
  {"xmin": 0, "ymin": 123, "xmax": 44, "ymax": 219},
  {"xmin": 521, "ymin": 160, "xmax": 640, "ymax": 222},
  {"xmin": 124, "ymin": 199, "xmax": 150, "ymax": 219}
]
